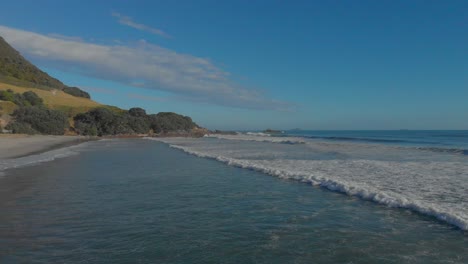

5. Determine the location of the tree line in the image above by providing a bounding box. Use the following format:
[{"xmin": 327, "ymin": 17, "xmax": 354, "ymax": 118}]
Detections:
[
  {"xmin": 2, "ymin": 90, "xmax": 198, "ymax": 136},
  {"xmin": 0, "ymin": 89, "xmax": 44, "ymax": 107}
]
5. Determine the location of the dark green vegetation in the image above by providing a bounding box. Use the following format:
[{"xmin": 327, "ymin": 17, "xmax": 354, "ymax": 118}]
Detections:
[
  {"xmin": 63, "ymin": 87, "xmax": 90, "ymax": 99},
  {"xmin": 0, "ymin": 89, "xmax": 67, "ymax": 134},
  {"xmin": 0, "ymin": 89, "xmax": 43, "ymax": 107},
  {"xmin": 0, "ymin": 36, "xmax": 89, "ymax": 98},
  {"xmin": 150, "ymin": 112, "xmax": 197, "ymax": 133},
  {"xmin": 74, "ymin": 107, "xmax": 198, "ymax": 136},
  {"xmin": 6, "ymin": 106, "xmax": 68, "ymax": 135},
  {"xmin": 0, "ymin": 36, "xmax": 202, "ymax": 136},
  {"xmin": 2, "ymin": 90, "xmax": 199, "ymax": 136}
]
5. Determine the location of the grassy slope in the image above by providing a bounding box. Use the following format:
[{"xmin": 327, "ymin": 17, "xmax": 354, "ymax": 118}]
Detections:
[
  {"xmin": 0, "ymin": 101, "xmax": 16, "ymax": 128},
  {"xmin": 0, "ymin": 100, "xmax": 16, "ymax": 114},
  {"xmin": 0, "ymin": 82, "xmax": 101, "ymax": 117},
  {"xmin": 0, "ymin": 36, "xmax": 65, "ymax": 91}
]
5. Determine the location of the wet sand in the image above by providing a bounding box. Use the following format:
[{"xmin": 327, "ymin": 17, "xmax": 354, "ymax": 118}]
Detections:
[{"xmin": 0, "ymin": 135, "xmax": 94, "ymax": 159}]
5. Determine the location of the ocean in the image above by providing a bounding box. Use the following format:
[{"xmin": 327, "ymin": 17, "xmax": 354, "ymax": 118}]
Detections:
[{"xmin": 1, "ymin": 131, "xmax": 467, "ymax": 263}]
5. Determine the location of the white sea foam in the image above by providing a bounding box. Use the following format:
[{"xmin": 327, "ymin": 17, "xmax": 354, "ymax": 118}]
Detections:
[
  {"xmin": 148, "ymin": 137, "xmax": 468, "ymax": 231},
  {"xmin": 0, "ymin": 142, "xmax": 91, "ymax": 175},
  {"xmin": 204, "ymin": 134, "xmax": 305, "ymax": 144},
  {"xmin": 245, "ymin": 132, "xmax": 271, "ymax": 137}
]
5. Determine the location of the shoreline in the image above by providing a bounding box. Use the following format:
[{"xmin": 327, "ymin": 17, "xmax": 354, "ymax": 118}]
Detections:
[
  {"xmin": 0, "ymin": 134, "xmax": 98, "ymax": 159},
  {"xmin": 0, "ymin": 133, "xmax": 205, "ymax": 160}
]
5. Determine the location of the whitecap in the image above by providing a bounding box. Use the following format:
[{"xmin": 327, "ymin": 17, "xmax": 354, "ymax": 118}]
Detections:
[
  {"xmin": 0, "ymin": 141, "xmax": 92, "ymax": 175},
  {"xmin": 203, "ymin": 134, "xmax": 305, "ymax": 144},
  {"xmin": 147, "ymin": 137, "xmax": 468, "ymax": 231}
]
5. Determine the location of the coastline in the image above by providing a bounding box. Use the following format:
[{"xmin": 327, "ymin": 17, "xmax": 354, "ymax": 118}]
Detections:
[
  {"xmin": 0, "ymin": 134, "xmax": 97, "ymax": 159},
  {"xmin": 0, "ymin": 132, "xmax": 205, "ymax": 160}
]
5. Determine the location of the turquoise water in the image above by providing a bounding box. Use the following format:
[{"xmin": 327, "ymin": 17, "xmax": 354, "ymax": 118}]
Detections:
[{"xmin": 0, "ymin": 139, "xmax": 467, "ymax": 263}]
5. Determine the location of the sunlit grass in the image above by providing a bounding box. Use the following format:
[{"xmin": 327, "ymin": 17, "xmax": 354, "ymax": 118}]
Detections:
[{"xmin": 0, "ymin": 82, "xmax": 101, "ymax": 117}]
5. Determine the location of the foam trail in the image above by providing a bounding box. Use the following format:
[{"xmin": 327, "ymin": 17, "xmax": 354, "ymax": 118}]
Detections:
[
  {"xmin": 245, "ymin": 132, "xmax": 271, "ymax": 137},
  {"xmin": 0, "ymin": 141, "xmax": 91, "ymax": 175},
  {"xmin": 146, "ymin": 137, "xmax": 468, "ymax": 231},
  {"xmin": 204, "ymin": 131, "xmax": 468, "ymax": 157},
  {"xmin": 415, "ymin": 147, "xmax": 468, "ymax": 156},
  {"xmin": 173, "ymin": 145, "xmax": 468, "ymax": 230},
  {"xmin": 204, "ymin": 134, "xmax": 305, "ymax": 144}
]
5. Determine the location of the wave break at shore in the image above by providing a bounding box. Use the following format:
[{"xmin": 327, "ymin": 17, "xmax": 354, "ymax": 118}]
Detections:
[
  {"xmin": 147, "ymin": 135, "xmax": 468, "ymax": 231},
  {"xmin": 0, "ymin": 140, "xmax": 103, "ymax": 176}
]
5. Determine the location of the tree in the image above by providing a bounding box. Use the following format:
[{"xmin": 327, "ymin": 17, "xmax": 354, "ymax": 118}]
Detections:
[
  {"xmin": 73, "ymin": 112, "xmax": 98, "ymax": 136},
  {"xmin": 0, "ymin": 90, "xmax": 43, "ymax": 107},
  {"xmin": 126, "ymin": 107, "xmax": 150, "ymax": 133},
  {"xmin": 62, "ymin": 86, "xmax": 91, "ymax": 99},
  {"xmin": 5, "ymin": 122, "xmax": 38, "ymax": 134},
  {"xmin": 127, "ymin": 116, "xmax": 150, "ymax": 134},
  {"xmin": 128, "ymin": 107, "xmax": 147, "ymax": 117},
  {"xmin": 0, "ymin": 90, "xmax": 14, "ymax": 101},
  {"xmin": 74, "ymin": 107, "xmax": 132, "ymax": 136},
  {"xmin": 7, "ymin": 106, "xmax": 68, "ymax": 135},
  {"xmin": 149, "ymin": 112, "xmax": 197, "ymax": 133},
  {"xmin": 22, "ymin": 91, "xmax": 43, "ymax": 106},
  {"xmin": 73, "ymin": 107, "xmax": 199, "ymax": 136}
]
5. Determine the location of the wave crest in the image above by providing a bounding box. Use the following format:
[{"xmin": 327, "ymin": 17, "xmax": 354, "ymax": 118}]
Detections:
[
  {"xmin": 204, "ymin": 134, "xmax": 305, "ymax": 144},
  {"xmin": 156, "ymin": 140, "xmax": 468, "ymax": 231},
  {"xmin": 0, "ymin": 142, "xmax": 91, "ymax": 175}
]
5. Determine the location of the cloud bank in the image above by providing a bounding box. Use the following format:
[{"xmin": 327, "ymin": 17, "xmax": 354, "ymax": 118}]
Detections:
[
  {"xmin": 112, "ymin": 12, "xmax": 171, "ymax": 39},
  {"xmin": 0, "ymin": 25, "xmax": 289, "ymax": 110}
]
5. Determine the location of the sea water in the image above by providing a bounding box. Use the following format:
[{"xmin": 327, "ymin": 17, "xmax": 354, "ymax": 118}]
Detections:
[
  {"xmin": 0, "ymin": 137, "xmax": 467, "ymax": 263},
  {"xmin": 163, "ymin": 130, "xmax": 468, "ymax": 230}
]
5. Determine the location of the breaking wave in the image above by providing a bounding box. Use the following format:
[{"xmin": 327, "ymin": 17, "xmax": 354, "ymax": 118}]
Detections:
[
  {"xmin": 205, "ymin": 133, "xmax": 468, "ymax": 156},
  {"xmin": 172, "ymin": 145, "xmax": 467, "ymax": 230},
  {"xmin": 415, "ymin": 147, "xmax": 468, "ymax": 156},
  {"xmin": 245, "ymin": 132, "xmax": 271, "ymax": 137},
  {"xmin": 0, "ymin": 142, "xmax": 91, "ymax": 176},
  {"xmin": 147, "ymin": 137, "xmax": 468, "ymax": 231},
  {"xmin": 301, "ymin": 135, "xmax": 410, "ymax": 143},
  {"xmin": 204, "ymin": 134, "xmax": 305, "ymax": 144}
]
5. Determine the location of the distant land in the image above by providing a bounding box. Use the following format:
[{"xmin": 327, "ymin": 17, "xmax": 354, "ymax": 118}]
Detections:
[
  {"xmin": 263, "ymin": 129, "xmax": 283, "ymax": 134},
  {"xmin": 0, "ymin": 36, "xmax": 206, "ymax": 137}
]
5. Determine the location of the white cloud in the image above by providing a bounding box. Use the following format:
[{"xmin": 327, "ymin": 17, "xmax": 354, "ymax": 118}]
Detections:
[
  {"xmin": 47, "ymin": 33, "xmax": 83, "ymax": 42},
  {"xmin": 0, "ymin": 25, "xmax": 289, "ymax": 110},
  {"xmin": 111, "ymin": 12, "xmax": 171, "ymax": 39}
]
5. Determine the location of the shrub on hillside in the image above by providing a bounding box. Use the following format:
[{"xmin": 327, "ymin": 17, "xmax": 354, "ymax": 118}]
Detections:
[
  {"xmin": 22, "ymin": 91, "xmax": 43, "ymax": 106},
  {"xmin": 63, "ymin": 86, "xmax": 91, "ymax": 99},
  {"xmin": 5, "ymin": 122, "xmax": 38, "ymax": 134},
  {"xmin": 74, "ymin": 107, "xmax": 198, "ymax": 136},
  {"xmin": 149, "ymin": 112, "xmax": 197, "ymax": 133},
  {"xmin": 0, "ymin": 89, "xmax": 14, "ymax": 102},
  {"xmin": 8, "ymin": 106, "xmax": 68, "ymax": 135},
  {"xmin": 127, "ymin": 116, "xmax": 150, "ymax": 134},
  {"xmin": 74, "ymin": 107, "xmax": 131, "ymax": 136},
  {"xmin": 128, "ymin": 107, "xmax": 147, "ymax": 117},
  {"xmin": 0, "ymin": 89, "xmax": 43, "ymax": 106},
  {"xmin": 127, "ymin": 107, "xmax": 150, "ymax": 133}
]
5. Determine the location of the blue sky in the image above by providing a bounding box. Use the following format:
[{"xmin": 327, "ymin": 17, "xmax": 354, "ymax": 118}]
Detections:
[{"xmin": 0, "ymin": 0, "xmax": 466, "ymax": 130}]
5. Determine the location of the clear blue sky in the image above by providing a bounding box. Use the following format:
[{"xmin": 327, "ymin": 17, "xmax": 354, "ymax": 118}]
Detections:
[{"xmin": 0, "ymin": 0, "xmax": 466, "ymax": 130}]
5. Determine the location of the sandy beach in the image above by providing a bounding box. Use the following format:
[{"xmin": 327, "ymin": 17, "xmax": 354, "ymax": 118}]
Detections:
[{"xmin": 0, "ymin": 134, "xmax": 93, "ymax": 159}]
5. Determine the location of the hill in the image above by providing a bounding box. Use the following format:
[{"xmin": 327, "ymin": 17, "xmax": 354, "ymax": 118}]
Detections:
[
  {"xmin": 0, "ymin": 82, "xmax": 101, "ymax": 117},
  {"xmin": 0, "ymin": 36, "xmax": 89, "ymax": 98},
  {"xmin": 0, "ymin": 37, "xmax": 204, "ymax": 137}
]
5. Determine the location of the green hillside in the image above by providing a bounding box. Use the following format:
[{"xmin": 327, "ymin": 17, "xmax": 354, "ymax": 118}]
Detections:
[
  {"xmin": 0, "ymin": 82, "xmax": 102, "ymax": 117},
  {"xmin": 0, "ymin": 36, "xmax": 203, "ymax": 136},
  {"xmin": 0, "ymin": 36, "xmax": 89, "ymax": 98}
]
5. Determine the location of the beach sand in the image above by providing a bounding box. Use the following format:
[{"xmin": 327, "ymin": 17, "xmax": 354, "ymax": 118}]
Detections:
[{"xmin": 0, "ymin": 134, "xmax": 93, "ymax": 159}]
